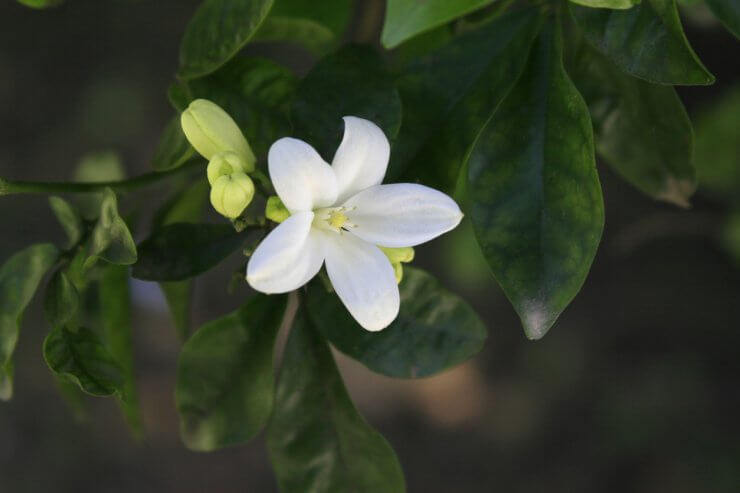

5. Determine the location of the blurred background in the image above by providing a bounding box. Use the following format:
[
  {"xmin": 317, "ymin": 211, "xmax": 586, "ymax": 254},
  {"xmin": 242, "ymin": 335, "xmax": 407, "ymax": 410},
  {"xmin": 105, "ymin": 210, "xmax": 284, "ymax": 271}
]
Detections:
[{"xmin": 1, "ymin": 1, "xmax": 740, "ymax": 492}]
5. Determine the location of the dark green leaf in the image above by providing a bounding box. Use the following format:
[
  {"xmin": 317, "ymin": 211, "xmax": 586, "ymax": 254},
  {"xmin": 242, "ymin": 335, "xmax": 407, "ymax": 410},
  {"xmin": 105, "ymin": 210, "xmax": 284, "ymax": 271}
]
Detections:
[
  {"xmin": 253, "ymin": 17, "xmax": 335, "ymax": 55},
  {"xmin": 570, "ymin": 0, "xmax": 714, "ymax": 85},
  {"xmin": 49, "ymin": 196, "xmax": 83, "ymax": 248},
  {"xmin": 168, "ymin": 83, "xmax": 191, "ymax": 112},
  {"xmin": 572, "ymin": 45, "xmax": 695, "ymax": 206},
  {"xmin": 291, "ymin": 45, "xmax": 402, "ymax": 160},
  {"xmin": 44, "ymin": 269, "xmax": 80, "ymax": 328},
  {"xmin": 706, "ymin": 0, "xmax": 740, "ymax": 39},
  {"xmin": 99, "ymin": 265, "xmax": 141, "ymax": 433},
  {"xmin": 43, "ymin": 326, "xmax": 125, "ymax": 397},
  {"xmin": 468, "ymin": 19, "xmax": 604, "ymax": 340},
  {"xmin": 381, "ymin": 0, "xmax": 494, "ymax": 49},
  {"xmin": 0, "ymin": 243, "xmax": 59, "ymax": 400},
  {"xmin": 178, "ymin": 0, "xmax": 275, "ymax": 79},
  {"xmin": 86, "ymin": 188, "xmax": 137, "ymax": 268},
  {"xmin": 389, "ymin": 8, "xmax": 542, "ymax": 193},
  {"xmin": 187, "ymin": 57, "xmax": 298, "ymax": 157},
  {"xmin": 132, "ymin": 223, "xmax": 248, "ymax": 281},
  {"xmin": 152, "ymin": 116, "xmax": 195, "ymax": 171},
  {"xmin": 267, "ymin": 312, "xmax": 406, "ymax": 493},
  {"xmin": 306, "ymin": 267, "xmax": 486, "ymax": 378},
  {"xmin": 269, "ymin": 0, "xmax": 352, "ymax": 35},
  {"xmin": 569, "ymin": 0, "xmax": 639, "ymax": 8},
  {"xmin": 176, "ymin": 294, "xmax": 286, "ymax": 451}
]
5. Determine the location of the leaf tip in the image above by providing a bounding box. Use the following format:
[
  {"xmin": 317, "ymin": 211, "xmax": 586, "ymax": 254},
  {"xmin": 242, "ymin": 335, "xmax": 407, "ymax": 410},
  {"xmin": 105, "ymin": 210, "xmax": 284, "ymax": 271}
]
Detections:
[
  {"xmin": 520, "ymin": 301, "xmax": 556, "ymax": 341},
  {"xmin": 656, "ymin": 176, "xmax": 696, "ymax": 209}
]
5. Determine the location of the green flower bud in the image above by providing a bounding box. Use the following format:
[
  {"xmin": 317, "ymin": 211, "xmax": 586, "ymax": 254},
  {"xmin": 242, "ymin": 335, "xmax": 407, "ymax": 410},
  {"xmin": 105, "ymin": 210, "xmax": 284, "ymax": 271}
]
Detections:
[
  {"xmin": 207, "ymin": 151, "xmax": 247, "ymax": 186},
  {"xmin": 265, "ymin": 195, "xmax": 291, "ymax": 224},
  {"xmin": 379, "ymin": 246, "xmax": 415, "ymax": 264},
  {"xmin": 392, "ymin": 262, "xmax": 404, "ymax": 284},
  {"xmin": 210, "ymin": 172, "xmax": 255, "ymax": 219},
  {"xmin": 181, "ymin": 99, "xmax": 255, "ymax": 170}
]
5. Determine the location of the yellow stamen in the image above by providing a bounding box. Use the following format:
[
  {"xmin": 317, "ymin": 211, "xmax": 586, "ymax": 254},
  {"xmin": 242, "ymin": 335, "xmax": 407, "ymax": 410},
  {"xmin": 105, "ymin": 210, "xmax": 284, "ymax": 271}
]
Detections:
[{"xmin": 328, "ymin": 210, "xmax": 349, "ymax": 229}]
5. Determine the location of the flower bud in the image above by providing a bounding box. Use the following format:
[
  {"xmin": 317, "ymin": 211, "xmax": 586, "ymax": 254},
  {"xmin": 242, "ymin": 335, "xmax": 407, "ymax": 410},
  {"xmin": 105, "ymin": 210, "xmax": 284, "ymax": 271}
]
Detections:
[
  {"xmin": 210, "ymin": 172, "xmax": 255, "ymax": 218},
  {"xmin": 181, "ymin": 99, "xmax": 255, "ymax": 170},
  {"xmin": 379, "ymin": 246, "xmax": 415, "ymax": 264},
  {"xmin": 391, "ymin": 262, "xmax": 404, "ymax": 284},
  {"xmin": 265, "ymin": 196, "xmax": 290, "ymax": 224},
  {"xmin": 207, "ymin": 151, "xmax": 247, "ymax": 186}
]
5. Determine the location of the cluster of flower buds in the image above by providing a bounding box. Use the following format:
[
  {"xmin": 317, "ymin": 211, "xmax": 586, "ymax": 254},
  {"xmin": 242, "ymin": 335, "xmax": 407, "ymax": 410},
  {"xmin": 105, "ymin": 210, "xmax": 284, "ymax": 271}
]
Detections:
[{"xmin": 181, "ymin": 99, "xmax": 256, "ymax": 218}]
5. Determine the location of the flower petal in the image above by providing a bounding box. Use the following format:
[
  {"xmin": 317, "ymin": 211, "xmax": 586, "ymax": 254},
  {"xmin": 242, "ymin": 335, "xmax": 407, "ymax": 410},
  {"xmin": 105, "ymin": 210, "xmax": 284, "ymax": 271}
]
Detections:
[
  {"xmin": 268, "ymin": 138, "xmax": 338, "ymax": 213},
  {"xmin": 324, "ymin": 233, "xmax": 399, "ymax": 331},
  {"xmin": 331, "ymin": 116, "xmax": 390, "ymax": 204},
  {"xmin": 343, "ymin": 183, "xmax": 463, "ymax": 247},
  {"xmin": 247, "ymin": 212, "xmax": 324, "ymax": 293}
]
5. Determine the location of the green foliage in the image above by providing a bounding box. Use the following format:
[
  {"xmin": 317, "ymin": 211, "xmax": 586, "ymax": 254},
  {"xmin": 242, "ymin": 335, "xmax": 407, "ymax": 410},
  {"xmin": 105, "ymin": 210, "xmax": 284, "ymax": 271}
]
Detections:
[
  {"xmin": 706, "ymin": 0, "xmax": 740, "ymax": 39},
  {"xmin": 0, "ymin": 244, "xmax": 58, "ymax": 400},
  {"xmin": 152, "ymin": 116, "xmax": 195, "ymax": 171},
  {"xmin": 306, "ymin": 267, "xmax": 486, "ymax": 377},
  {"xmin": 86, "ymin": 188, "xmax": 137, "ymax": 268},
  {"xmin": 44, "ymin": 269, "xmax": 79, "ymax": 329},
  {"xmin": 254, "ymin": 17, "xmax": 335, "ymax": 56},
  {"xmin": 570, "ymin": 0, "xmax": 714, "ymax": 85},
  {"xmin": 468, "ymin": 19, "xmax": 604, "ymax": 340},
  {"xmin": 267, "ymin": 312, "xmax": 406, "ymax": 493},
  {"xmin": 49, "ymin": 196, "xmax": 84, "ymax": 247},
  {"xmin": 17, "ymin": 0, "xmax": 62, "ymax": 8},
  {"xmin": 569, "ymin": 0, "xmax": 640, "ymax": 8},
  {"xmin": 176, "ymin": 294, "xmax": 286, "ymax": 451},
  {"xmin": 178, "ymin": 0, "xmax": 274, "ymax": 79},
  {"xmin": 269, "ymin": 0, "xmax": 352, "ymax": 36}
]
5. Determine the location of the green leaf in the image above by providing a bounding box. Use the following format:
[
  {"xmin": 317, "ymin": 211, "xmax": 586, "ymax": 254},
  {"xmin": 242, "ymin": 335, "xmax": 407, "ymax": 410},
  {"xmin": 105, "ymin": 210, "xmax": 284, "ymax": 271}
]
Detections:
[
  {"xmin": 569, "ymin": 0, "xmax": 640, "ymax": 9},
  {"xmin": 99, "ymin": 265, "xmax": 141, "ymax": 433},
  {"xmin": 706, "ymin": 0, "xmax": 740, "ymax": 39},
  {"xmin": 468, "ymin": 19, "xmax": 604, "ymax": 340},
  {"xmin": 291, "ymin": 45, "xmax": 402, "ymax": 160},
  {"xmin": 132, "ymin": 223, "xmax": 248, "ymax": 281},
  {"xmin": 152, "ymin": 116, "xmax": 195, "ymax": 171},
  {"xmin": 43, "ymin": 326, "xmax": 125, "ymax": 397},
  {"xmin": 389, "ymin": 8, "xmax": 542, "ymax": 193},
  {"xmin": 0, "ymin": 243, "xmax": 59, "ymax": 400},
  {"xmin": 570, "ymin": 0, "xmax": 714, "ymax": 85},
  {"xmin": 176, "ymin": 294, "xmax": 286, "ymax": 451},
  {"xmin": 267, "ymin": 311, "xmax": 406, "ymax": 493},
  {"xmin": 49, "ymin": 196, "xmax": 83, "ymax": 248},
  {"xmin": 187, "ymin": 57, "xmax": 298, "ymax": 157},
  {"xmin": 572, "ymin": 45, "xmax": 695, "ymax": 207},
  {"xmin": 44, "ymin": 269, "xmax": 80, "ymax": 329},
  {"xmin": 269, "ymin": 0, "xmax": 352, "ymax": 35},
  {"xmin": 253, "ymin": 17, "xmax": 335, "ymax": 55},
  {"xmin": 178, "ymin": 0, "xmax": 275, "ymax": 79},
  {"xmin": 17, "ymin": 0, "xmax": 62, "ymax": 8},
  {"xmin": 381, "ymin": 0, "xmax": 495, "ymax": 49},
  {"xmin": 86, "ymin": 188, "xmax": 137, "ymax": 268},
  {"xmin": 306, "ymin": 267, "xmax": 486, "ymax": 378}
]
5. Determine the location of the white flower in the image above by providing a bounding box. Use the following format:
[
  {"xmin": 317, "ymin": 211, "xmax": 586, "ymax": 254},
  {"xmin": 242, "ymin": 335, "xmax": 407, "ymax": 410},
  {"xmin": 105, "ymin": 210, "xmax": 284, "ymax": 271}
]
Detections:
[{"xmin": 246, "ymin": 117, "xmax": 463, "ymax": 331}]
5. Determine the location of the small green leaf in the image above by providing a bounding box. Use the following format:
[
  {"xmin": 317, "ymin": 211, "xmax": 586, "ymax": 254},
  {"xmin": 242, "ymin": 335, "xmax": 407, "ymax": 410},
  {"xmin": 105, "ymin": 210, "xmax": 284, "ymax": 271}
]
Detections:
[
  {"xmin": 253, "ymin": 16, "xmax": 335, "ymax": 55},
  {"xmin": 706, "ymin": 0, "xmax": 740, "ymax": 39},
  {"xmin": 86, "ymin": 188, "xmax": 137, "ymax": 268},
  {"xmin": 381, "ymin": 0, "xmax": 495, "ymax": 49},
  {"xmin": 0, "ymin": 243, "xmax": 59, "ymax": 399},
  {"xmin": 43, "ymin": 326, "xmax": 125, "ymax": 397},
  {"xmin": 468, "ymin": 19, "xmax": 604, "ymax": 339},
  {"xmin": 291, "ymin": 45, "xmax": 402, "ymax": 160},
  {"xmin": 49, "ymin": 196, "xmax": 83, "ymax": 248},
  {"xmin": 569, "ymin": 0, "xmax": 640, "ymax": 9},
  {"xmin": 132, "ymin": 223, "xmax": 248, "ymax": 281},
  {"xmin": 178, "ymin": 0, "xmax": 275, "ymax": 79},
  {"xmin": 570, "ymin": 0, "xmax": 714, "ymax": 85},
  {"xmin": 44, "ymin": 269, "xmax": 80, "ymax": 329},
  {"xmin": 390, "ymin": 8, "xmax": 542, "ymax": 193},
  {"xmin": 267, "ymin": 312, "xmax": 406, "ymax": 493},
  {"xmin": 306, "ymin": 267, "xmax": 486, "ymax": 378},
  {"xmin": 176, "ymin": 294, "xmax": 286, "ymax": 451},
  {"xmin": 152, "ymin": 116, "xmax": 195, "ymax": 171}
]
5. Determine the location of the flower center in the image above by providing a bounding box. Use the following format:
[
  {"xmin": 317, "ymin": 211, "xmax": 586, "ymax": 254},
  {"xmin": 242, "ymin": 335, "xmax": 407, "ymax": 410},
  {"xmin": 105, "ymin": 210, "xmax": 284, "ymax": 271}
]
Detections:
[
  {"xmin": 328, "ymin": 210, "xmax": 349, "ymax": 229},
  {"xmin": 315, "ymin": 206, "xmax": 356, "ymax": 233}
]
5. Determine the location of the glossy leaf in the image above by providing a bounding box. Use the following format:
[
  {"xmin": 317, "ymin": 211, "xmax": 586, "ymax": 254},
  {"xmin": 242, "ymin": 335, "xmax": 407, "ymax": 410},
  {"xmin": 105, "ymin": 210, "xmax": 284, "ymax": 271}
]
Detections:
[
  {"xmin": 706, "ymin": 0, "xmax": 740, "ymax": 39},
  {"xmin": 86, "ymin": 188, "xmax": 137, "ymax": 268},
  {"xmin": 44, "ymin": 269, "xmax": 80, "ymax": 329},
  {"xmin": 187, "ymin": 57, "xmax": 297, "ymax": 157},
  {"xmin": 178, "ymin": 0, "xmax": 274, "ymax": 79},
  {"xmin": 306, "ymin": 267, "xmax": 486, "ymax": 378},
  {"xmin": 253, "ymin": 17, "xmax": 335, "ymax": 55},
  {"xmin": 0, "ymin": 243, "xmax": 59, "ymax": 399},
  {"xmin": 468, "ymin": 20, "xmax": 604, "ymax": 340},
  {"xmin": 132, "ymin": 223, "xmax": 248, "ymax": 281},
  {"xmin": 569, "ymin": 0, "xmax": 639, "ymax": 8},
  {"xmin": 152, "ymin": 116, "xmax": 195, "ymax": 171},
  {"xmin": 267, "ymin": 312, "xmax": 406, "ymax": 493},
  {"xmin": 176, "ymin": 294, "xmax": 286, "ymax": 451},
  {"xmin": 381, "ymin": 0, "xmax": 494, "ymax": 49},
  {"xmin": 49, "ymin": 196, "xmax": 83, "ymax": 248},
  {"xmin": 99, "ymin": 265, "xmax": 141, "ymax": 432},
  {"xmin": 291, "ymin": 45, "xmax": 402, "ymax": 160},
  {"xmin": 570, "ymin": 0, "xmax": 714, "ymax": 85},
  {"xmin": 572, "ymin": 46, "xmax": 695, "ymax": 206},
  {"xmin": 43, "ymin": 326, "xmax": 125, "ymax": 397},
  {"xmin": 389, "ymin": 8, "xmax": 542, "ymax": 193}
]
